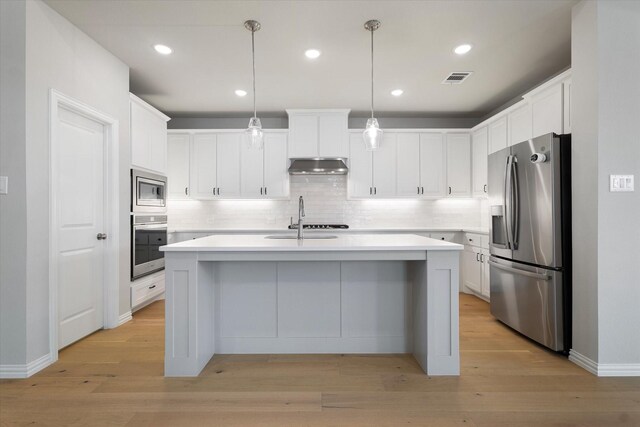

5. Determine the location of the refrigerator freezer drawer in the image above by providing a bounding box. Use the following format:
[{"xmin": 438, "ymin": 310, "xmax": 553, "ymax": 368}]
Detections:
[{"xmin": 489, "ymin": 257, "xmax": 565, "ymax": 351}]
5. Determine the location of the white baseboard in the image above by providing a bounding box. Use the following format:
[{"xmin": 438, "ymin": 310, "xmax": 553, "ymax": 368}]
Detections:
[
  {"xmin": 569, "ymin": 349, "xmax": 640, "ymax": 377},
  {"xmin": 0, "ymin": 353, "xmax": 54, "ymax": 379},
  {"xmin": 117, "ymin": 311, "xmax": 132, "ymax": 326}
]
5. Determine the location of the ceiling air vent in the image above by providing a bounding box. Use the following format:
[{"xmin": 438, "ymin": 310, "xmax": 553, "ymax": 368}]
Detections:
[{"xmin": 442, "ymin": 71, "xmax": 473, "ymax": 85}]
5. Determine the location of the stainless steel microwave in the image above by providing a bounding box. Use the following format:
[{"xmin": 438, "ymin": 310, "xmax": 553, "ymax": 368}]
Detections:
[{"xmin": 131, "ymin": 169, "xmax": 167, "ymax": 213}]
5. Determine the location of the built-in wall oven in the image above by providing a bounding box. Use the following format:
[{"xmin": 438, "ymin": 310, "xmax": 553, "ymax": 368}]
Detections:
[
  {"xmin": 131, "ymin": 214, "xmax": 167, "ymax": 280},
  {"xmin": 131, "ymin": 169, "xmax": 167, "ymax": 213}
]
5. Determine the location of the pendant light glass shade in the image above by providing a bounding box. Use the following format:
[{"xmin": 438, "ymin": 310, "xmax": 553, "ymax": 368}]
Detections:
[
  {"xmin": 363, "ymin": 19, "xmax": 382, "ymax": 151},
  {"xmin": 363, "ymin": 118, "xmax": 383, "ymax": 151},
  {"xmin": 244, "ymin": 20, "xmax": 263, "ymax": 150},
  {"xmin": 245, "ymin": 117, "xmax": 264, "ymax": 150}
]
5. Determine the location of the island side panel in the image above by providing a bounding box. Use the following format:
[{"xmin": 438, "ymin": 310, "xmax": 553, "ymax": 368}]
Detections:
[
  {"xmin": 164, "ymin": 252, "xmax": 214, "ymax": 377},
  {"xmin": 412, "ymin": 250, "xmax": 460, "ymax": 376}
]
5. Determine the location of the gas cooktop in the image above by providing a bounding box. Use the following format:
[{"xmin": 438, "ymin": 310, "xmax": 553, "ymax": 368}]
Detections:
[{"xmin": 287, "ymin": 224, "xmax": 349, "ymax": 230}]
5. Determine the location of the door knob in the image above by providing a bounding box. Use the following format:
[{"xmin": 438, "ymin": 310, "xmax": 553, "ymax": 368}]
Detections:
[{"xmin": 97, "ymin": 233, "xmax": 107, "ymax": 240}]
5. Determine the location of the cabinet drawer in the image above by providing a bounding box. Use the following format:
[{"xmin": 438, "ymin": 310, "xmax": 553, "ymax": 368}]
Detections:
[
  {"xmin": 464, "ymin": 233, "xmax": 483, "ymax": 247},
  {"xmin": 430, "ymin": 232, "xmax": 457, "ymax": 242},
  {"xmin": 131, "ymin": 275, "xmax": 165, "ymax": 309}
]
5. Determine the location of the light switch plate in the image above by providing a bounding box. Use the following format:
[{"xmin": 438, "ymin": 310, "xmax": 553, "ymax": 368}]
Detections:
[
  {"xmin": 610, "ymin": 175, "xmax": 634, "ymax": 192},
  {"xmin": 0, "ymin": 176, "xmax": 7, "ymax": 195}
]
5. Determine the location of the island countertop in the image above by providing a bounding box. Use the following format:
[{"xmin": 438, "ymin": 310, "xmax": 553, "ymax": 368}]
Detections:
[{"xmin": 160, "ymin": 233, "xmax": 464, "ymax": 252}]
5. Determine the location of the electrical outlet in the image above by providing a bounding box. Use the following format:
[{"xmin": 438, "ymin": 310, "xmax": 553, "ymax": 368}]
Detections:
[{"xmin": 610, "ymin": 175, "xmax": 634, "ymax": 192}]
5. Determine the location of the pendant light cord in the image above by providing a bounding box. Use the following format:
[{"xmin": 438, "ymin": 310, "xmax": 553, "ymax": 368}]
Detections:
[
  {"xmin": 370, "ymin": 28, "xmax": 374, "ymax": 119},
  {"xmin": 251, "ymin": 29, "xmax": 257, "ymax": 119}
]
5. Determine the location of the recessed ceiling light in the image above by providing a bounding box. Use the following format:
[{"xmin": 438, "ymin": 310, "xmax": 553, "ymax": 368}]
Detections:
[
  {"xmin": 454, "ymin": 44, "xmax": 472, "ymax": 55},
  {"xmin": 391, "ymin": 89, "xmax": 404, "ymax": 96},
  {"xmin": 235, "ymin": 89, "xmax": 247, "ymax": 97},
  {"xmin": 305, "ymin": 49, "xmax": 321, "ymax": 59},
  {"xmin": 153, "ymin": 44, "xmax": 172, "ymax": 55}
]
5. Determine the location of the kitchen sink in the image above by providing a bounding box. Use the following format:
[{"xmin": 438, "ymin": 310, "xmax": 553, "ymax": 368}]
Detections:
[{"xmin": 265, "ymin": 234, "xmax": 338, "ymax": 240}]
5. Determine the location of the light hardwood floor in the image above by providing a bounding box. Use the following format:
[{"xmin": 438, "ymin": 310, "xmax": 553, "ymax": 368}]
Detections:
[{"xmin": 1, "ymin": 294, "xmax": 639, "ymax": 426}]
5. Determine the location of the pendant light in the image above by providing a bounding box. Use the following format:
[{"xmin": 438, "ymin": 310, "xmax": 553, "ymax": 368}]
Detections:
[
  {"xmin": 363, "ymin": 19, "xmax": 382, "ymax": 151},
  {"xmin": 244, "ymin": 20, "xmax": 264, "ymax": 150}
]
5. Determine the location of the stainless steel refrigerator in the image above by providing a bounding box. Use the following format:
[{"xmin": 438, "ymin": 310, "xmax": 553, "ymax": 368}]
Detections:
[{"xmin": 488, "ymin": 133, "xmax": 571, "ymax": 353}]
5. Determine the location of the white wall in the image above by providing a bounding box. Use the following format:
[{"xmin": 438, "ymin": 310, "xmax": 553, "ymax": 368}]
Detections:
[
  {"xmin": 0, "ymin": 0, "xmax": 131, "ymax": 368},
  {"xmin": 594, "ymin": 0, "xmax": 640, "ymax": 367},
  {"xmin": 571, "ymin": 0, "xmax": 600, "ymax": 364},
  {"xmin": 0, "ymin": 0, "xmax": 28, "ymax": 366},
  {"xmin": 571, "ymin": 0, "xmax": 640, "ymax": 372},
  {"xmin": 168, "ymin": 175, "xmax": 483, "ymax": 230}
]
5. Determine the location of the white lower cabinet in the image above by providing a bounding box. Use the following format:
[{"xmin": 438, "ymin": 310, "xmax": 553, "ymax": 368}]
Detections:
[
  {"xmin": 131, "ymin": 272, "xmax": 165, "ymax": 312},
  {"xmin": 462, "ymin": 235, "xmax": 490, "ymax": 300},
  {"xmin": 462, "ymin": 247, "xmax": 483, "ymax": 294}
]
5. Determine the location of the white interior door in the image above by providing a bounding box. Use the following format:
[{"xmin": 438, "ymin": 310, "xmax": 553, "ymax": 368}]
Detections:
[{"xmin": 56, "ymin": 107, "xmax": 105, "ymax": 349}]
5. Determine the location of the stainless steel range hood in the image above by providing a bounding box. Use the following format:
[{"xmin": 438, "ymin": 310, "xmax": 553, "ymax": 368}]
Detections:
[{"xmin": 288, "ymin": 158, "xmax": 348, "ymax": 175}]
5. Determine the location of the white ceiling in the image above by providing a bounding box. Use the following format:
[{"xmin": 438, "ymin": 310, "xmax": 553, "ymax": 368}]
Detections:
[{"xmin": 44, "ymin": 0, "xmax": 577, "ymax": 117}]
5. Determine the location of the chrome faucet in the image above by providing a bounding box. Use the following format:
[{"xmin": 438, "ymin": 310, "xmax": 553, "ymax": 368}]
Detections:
[{"xmin": 297, "ymin": 196, "xmax": 305, "ymax": 240}]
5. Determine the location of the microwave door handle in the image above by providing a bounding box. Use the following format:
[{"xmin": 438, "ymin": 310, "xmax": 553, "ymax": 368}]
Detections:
[
  {"xmin": 134, "ymin": 224, "xmax": 168, "ymax": 230},
  {"xmin": 503, "ymin": 156, "xmax": 512, "ymax": 249},
  {"xmin": 511, "ymin": 157, "xmax": 519, "ymax": 250}
]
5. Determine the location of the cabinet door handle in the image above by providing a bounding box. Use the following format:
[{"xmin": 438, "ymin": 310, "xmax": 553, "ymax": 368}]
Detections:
[
  {"xmin": 484, "ymin": 184, "xmax": 487, "ymax": 193},
  {"xmin": 480, "ymin": 254, "xmax": 485, "ymax": 263},
  {"xmin": 421, "ymin": 187, "xmax": 424, "ymax": 194},
  {"xmin": 213, "ymin": 187, "xmax": 216, "ymax": 195},
  {"xmin": 374, "ymin": 187, "xmax": 377, "ymax": 195},
  {"xmin": 185, "ymin": 187, "xmax": 188, "ymax": 195},
  {"xmin": 449, "ymin": 186, "xmax": 452, "ymax": 195},
  {"xmin": 417, "ymin": 186, "xmax": 420, "ymax": 195},
  {"xmin": 148, "ymin": 285, "xmax": 156, "ymax": 290},
  {"xmin": 216, "ymin": 188, "xmax": 220, "ymax": 196},
  {"xmin": 476, "ymin": 253, "xmax": 480, "ymax": 262},
  {"xmin": 264, "ymin": 187, "xmax": 267, "ymax": 196},
  {"xmin": 260, "ymin": 187, "xmax": 263, "ymax": 195}
]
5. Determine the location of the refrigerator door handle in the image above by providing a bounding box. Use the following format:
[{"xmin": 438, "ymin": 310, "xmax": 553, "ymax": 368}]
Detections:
[
  {"xmin": 504, "ymin": 156, "xmax": 513, "ymax": 249},
  {"xmin": 488, "ymin": 258, "xmax": 551, "ymax": 281},
  {"xmin": 511, "ymin": 156, "xmax": 519, "ymax": 250}
]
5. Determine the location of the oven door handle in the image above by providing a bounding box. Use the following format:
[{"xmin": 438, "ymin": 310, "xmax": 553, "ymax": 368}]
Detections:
[{"xmin": 134, "ymin": 224, "xmax": 168, "ymax": 230}]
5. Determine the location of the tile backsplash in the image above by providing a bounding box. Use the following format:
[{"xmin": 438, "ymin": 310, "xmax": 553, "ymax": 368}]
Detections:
[{"xmin": 168, "ymin": 175, "xmax": 485, "ymax": 229}]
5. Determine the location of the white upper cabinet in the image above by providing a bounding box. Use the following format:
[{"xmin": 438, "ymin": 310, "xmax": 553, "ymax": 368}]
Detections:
[
  {"xmin": 396, "ymin": 133, "xmax": 421, "ymax": 197},
  {"xmin": 508, "ymin": 102, "xmax": 532, "ymax": 146},
  {"xmin": 167, "ymin": 133, "xmax": 190, "ymax": 200},
  {"xmin": 262, "ymin": 132, "xmax": 289, "ymax": 199},
  {"xmin": 287, "ymin": 110, "xmax": 350, "ymax": 158},
  {"xmin": 215, "ymin": 133, "xmax": 242, "ymax": 198},
  {"xmin": 372, "ymin": 133, "xmax": 397, "ymax": 197},
  {"xmin": 169, "ymin": 130, "xmax": 289, "ymax": 201},
  {"xmin": 531, "ymin": 83, "xmax": 563, "ymax": 138},
  {"xmin": 562, "ymin": 77, "xmax": 572, "ymax": 134},
  {"xmin": 190, "ymin": 133, "xmax": 218, "ymax": 199},
  {"xmin": 348, "ymin": 133, "xmax": 374, "ymax": 198},
  {"xmin": 471, "ymin": 127, "xmax": 488, "ymax": 197},
  {"xmin": 419, "ymin": 133, "xmax": 446, "ymax": 198},
  {"xmin": 488, "ymin": 116, "xmax": 507, "ymax": 154},
  {"xmin": 130, "ymin": 94, "xmax": 170, "ymax": 174},
  {"xmin": 446, "ymin": 133, "xmax": 471, "ymax": 197}
]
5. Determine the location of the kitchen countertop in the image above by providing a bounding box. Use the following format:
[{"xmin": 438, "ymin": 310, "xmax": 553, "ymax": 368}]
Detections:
[
  {"xmin": 160, "ymin": 233, "xmax": 464, "ymax": 252},
  {"xmin": 167, "ymin": 227, "xmax": 490, "ymax": 235}
]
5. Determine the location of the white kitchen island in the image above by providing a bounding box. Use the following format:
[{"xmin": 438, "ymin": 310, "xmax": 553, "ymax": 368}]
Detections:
[{"xmin": 160, "ymin": 233, "xmax": 463, "ymax": 377}]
